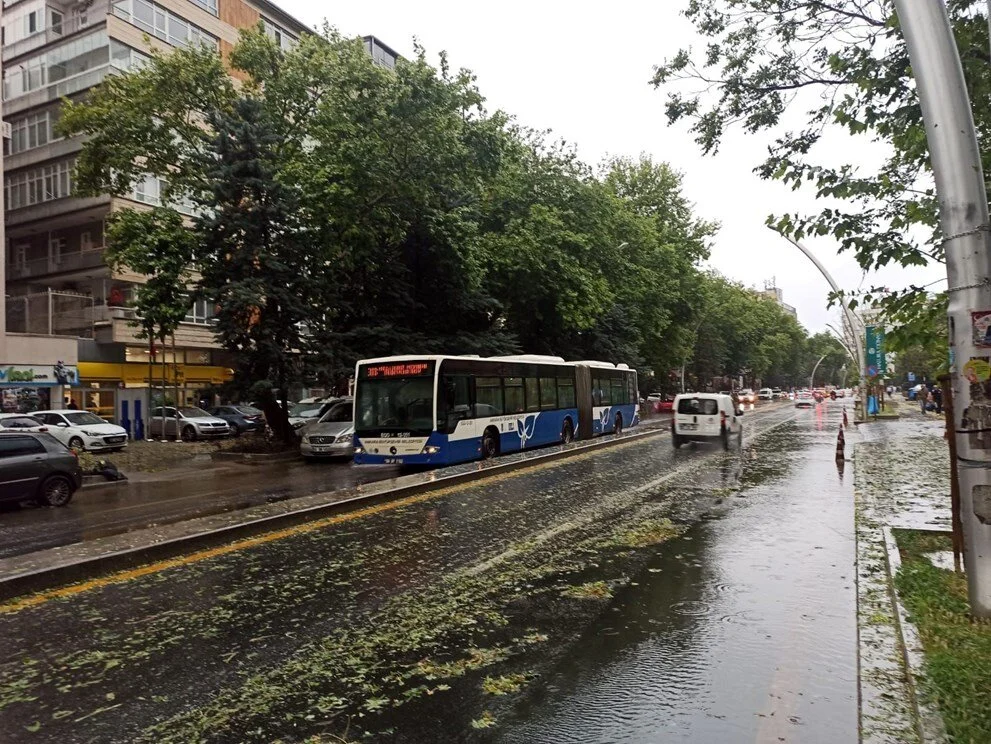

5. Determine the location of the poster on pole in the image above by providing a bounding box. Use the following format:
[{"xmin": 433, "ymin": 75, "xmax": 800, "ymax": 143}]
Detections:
[
  {"xmin": 865, "ymin": 326, "xmax": 887, "ymax": 376},
  {"xmin": 972, "ymin": 311, "xmax": 991, "ymax": 347}
]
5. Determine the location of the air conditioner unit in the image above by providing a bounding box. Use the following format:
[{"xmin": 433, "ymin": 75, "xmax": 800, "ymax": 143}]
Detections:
[{"xmin": 2, "ymin": 121, "xmax": 10, "ymax": 140}]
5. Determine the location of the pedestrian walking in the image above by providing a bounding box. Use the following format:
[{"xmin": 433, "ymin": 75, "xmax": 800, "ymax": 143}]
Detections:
[{"xmin": 933, "ymin": 386, "xmax": 943, "ymax": 414}]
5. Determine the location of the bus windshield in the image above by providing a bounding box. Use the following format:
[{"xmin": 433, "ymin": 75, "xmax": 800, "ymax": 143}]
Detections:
[{"xmin": 356, "ymin": 376, "xmax": 434, "ymax": 433}]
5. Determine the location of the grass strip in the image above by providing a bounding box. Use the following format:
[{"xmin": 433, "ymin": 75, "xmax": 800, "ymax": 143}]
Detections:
[{"xmin": 893, "ymin": 529, "xmax": 991, "ymax": 744}]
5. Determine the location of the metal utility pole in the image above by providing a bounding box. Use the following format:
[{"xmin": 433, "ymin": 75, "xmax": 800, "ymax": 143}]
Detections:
[
  {"xmin": 894, "ymin": 0, "xmax": 991, "ymax": 616},
  {"xmin": 809, "ymin": 353, "xmax": 828, "ymax": 392},
  {"xmin": 767, "ymin": 228, "xmax": 867, "ymax": 417}
]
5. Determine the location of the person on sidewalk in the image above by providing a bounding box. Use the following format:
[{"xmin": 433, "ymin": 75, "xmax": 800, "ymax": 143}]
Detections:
[
  {"xmin": 933, "ymin": 386, "xmax": 943, "ymax": 415},
  {"xmin": 920, "ymin": 386, "xmax": 929, "ymax": 415}
]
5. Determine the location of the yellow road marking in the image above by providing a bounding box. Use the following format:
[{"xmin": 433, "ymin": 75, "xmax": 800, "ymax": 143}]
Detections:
[{"xmin": 0, "ymin": 435, "xmax": 650, "ymax": 615}]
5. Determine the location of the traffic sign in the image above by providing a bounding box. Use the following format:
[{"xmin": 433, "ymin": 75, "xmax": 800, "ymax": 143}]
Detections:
[{"xmin": 867, "ymin": 364, "xmax": 879, "ymax": 378}]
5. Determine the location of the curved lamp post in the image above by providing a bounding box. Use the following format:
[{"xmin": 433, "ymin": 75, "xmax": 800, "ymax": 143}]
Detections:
[
  {"xmin": 767, "ymin": 227, "xmax": 867, "ymax": 418},
  {"xmin": 809, "ymin": 353, "xmax": 829, "ymax": 391}
]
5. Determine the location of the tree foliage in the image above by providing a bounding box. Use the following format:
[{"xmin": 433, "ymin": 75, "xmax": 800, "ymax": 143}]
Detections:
[
  {"xmin": 652, "ymin": 0, "xmax": 987, "ymax": 350},
  {"xmin": 61, "ymin": 23, "xmax": 835, "ymax": 403}
]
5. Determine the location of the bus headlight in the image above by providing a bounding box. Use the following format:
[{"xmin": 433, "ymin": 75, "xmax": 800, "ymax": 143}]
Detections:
[
  {"xmin": 354, "ymin": 446, "xmax": 363, "ymax": 454},
  {"xmin": 423, "ymin": 445, "xmax": 440, "ymax": 455}
]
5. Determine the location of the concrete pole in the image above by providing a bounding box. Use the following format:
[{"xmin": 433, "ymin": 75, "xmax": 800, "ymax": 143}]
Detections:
[
  {"xmin": 894, "ymin": 0, "xmax": 991, "ymax": 616},
  {"xmin": 767, "ymin": 228, "xmax": 867, "ymax": 415}
]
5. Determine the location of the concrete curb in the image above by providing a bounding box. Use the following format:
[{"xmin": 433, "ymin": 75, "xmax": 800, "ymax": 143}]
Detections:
[
  {"xmin": 0, "ymin": 424, "xmax": 666, "ymax": 602},
  {"xmin": 211, "ymin": 449, "xmax": 300, "ymax": 463},
  {"xmin": 881, "ymin": 526, "xmax": 950, "ymax": 744}
]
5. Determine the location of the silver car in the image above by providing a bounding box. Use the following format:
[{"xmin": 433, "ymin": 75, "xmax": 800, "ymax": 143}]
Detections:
[
  {"xmin": 300, "ymin": 398, "xmax": 354, "ymax": 460},
  {"xmin": 149, "ymin": 406, "xmax": 231, "ymax": 441}
]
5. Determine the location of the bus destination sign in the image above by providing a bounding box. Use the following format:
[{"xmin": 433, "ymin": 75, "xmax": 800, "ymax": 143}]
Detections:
[{"xmin": 362, "ymin": 361, "xmax": 434, "ymax": 379}]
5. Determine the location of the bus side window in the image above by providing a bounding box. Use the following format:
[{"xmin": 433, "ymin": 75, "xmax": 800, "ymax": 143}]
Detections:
[
  {"xmin": 524, "ymin": 378, "xmax": 540, "ymax": 412},
  {"xmin": 558, "ymin": 378, "xmax": 576, "ymax": 408},
  {"xmin": 539, "ymin": 378, "xmax": 557, "ymax": 409},
  {"xmin": 439, "ymin": 375, "xmax": 471, "ymax": 433},
  {"xmin": 611, "ymin": 378, "xmax": 624, "ymax": 406},
  {"xmin": 475, "ymin": 377, "xmax": 504, "ymax": 417},
  {"xmin": 505, "ymin": 378, "xmax": 525, "ymax": 413}
]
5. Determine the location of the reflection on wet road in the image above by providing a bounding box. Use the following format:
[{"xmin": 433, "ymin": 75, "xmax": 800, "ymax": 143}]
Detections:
[
  {"xmin": 0, "ymin": 402, "xmax": 857, "ymax": 743},
  {"xmin": 0, "ymin": 460, "xmax": 401, "ymax": 558},
  {"xmin": 497, "ymin": 403, "xmax": 857, "ymax": 743}
]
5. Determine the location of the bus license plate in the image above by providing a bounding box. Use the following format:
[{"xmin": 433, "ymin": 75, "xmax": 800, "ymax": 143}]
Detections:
[{"xmin": 384, "ymin": 457, "xmax": 404, "ymax": 464}]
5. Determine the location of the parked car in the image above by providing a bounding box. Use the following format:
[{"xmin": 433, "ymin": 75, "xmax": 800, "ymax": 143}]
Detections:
[
  {"xmin": 0, "ymin": 432, "xmax": 82, "ymax": 506},
  {"xmin": 758, "ymin": 388, "xmax": 773, "ymax": 401},
  {"xmin": 0, "ymin": 413, "xmax": 48, "ymax": 433},
  {"xmin": 671, "ymin": 393, "xmax": 743, "ymax": 450},
  {"xmin": 208, "ymin": 405, "xmax": 266, "ymax": 436},
  {"xmin": 300, "ymin": 398, "xmax": 355, "ymax": 460},
  {"xmin": 288, "ymin": 399, "xmax": 338, "ymax": 432},
  {"xmin": 149, "ymin": 406, "xmax": 231, "ymax": 441},
  {"xmin": 33, "ymin": 410, "xmax": 128, "ymax": 452}
]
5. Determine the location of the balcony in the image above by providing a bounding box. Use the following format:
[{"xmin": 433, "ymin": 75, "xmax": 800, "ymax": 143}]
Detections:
[
  {"xmin": 3, "ymin": 4, "xmax": 110, "ymax": 63},
  {"xmin": 5, "ymin": 290, "xmax": 94, "ymax": 338},
  {"xmin": 7, "ymin": 249, "xmax": 107, "ymax": 281}
]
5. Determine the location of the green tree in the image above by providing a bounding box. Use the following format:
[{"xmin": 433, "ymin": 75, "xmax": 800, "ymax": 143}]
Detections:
[
  {"xmin": 103, "ymin": 208, "xmax": 196, "ymax": 420},
  {"xmin": 651, "ymin": 0, "xmax": 990, "ymax": 336}
]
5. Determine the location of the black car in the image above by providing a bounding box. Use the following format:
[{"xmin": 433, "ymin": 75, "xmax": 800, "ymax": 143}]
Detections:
[
  {"xmin": 208, "ymin": 405, "xmax": 267, "ymax": 436},
  {"xmin": 0, "ymin": 432, "xmax": 83, "ymax": 507}
]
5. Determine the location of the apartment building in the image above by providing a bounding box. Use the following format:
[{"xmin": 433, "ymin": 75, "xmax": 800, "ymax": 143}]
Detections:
[{"xmin": 1, "ymin": 0, "xmax": 397, "ymax": 418}]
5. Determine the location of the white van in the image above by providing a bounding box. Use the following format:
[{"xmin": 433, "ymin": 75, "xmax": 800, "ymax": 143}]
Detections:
[
  {"xmin": 758, "ymin": 388, "xmax": 773, "ymax": 400},
  {"xmin": 671, "ymin": 393, "xmax": 743, "ymax": 449}
]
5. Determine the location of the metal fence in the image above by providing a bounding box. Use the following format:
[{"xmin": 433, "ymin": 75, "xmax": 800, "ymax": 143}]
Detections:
[{"xmin": 6, "ymin": 290, "xmax": 95, "ymax": 338}]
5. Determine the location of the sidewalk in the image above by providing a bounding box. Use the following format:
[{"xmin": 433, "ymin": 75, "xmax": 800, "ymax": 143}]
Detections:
[{"xmin": 855, "ymin": 411, "xmax": 952, "ymax": 744}]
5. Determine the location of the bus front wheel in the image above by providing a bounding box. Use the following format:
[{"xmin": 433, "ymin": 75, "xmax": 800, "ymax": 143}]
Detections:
[{"xmin": 481, "ymin": 428, "xmax": 500, "ymax": 459}]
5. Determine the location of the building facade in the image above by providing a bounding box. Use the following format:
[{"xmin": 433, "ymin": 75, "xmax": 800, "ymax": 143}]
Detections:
[{"xmin": 0, "ymin": 0, "xmax": 396, "ymax": 419}]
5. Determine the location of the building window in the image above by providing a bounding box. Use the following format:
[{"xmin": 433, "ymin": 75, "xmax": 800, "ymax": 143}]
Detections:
[
  {"xmin": 110, "ymin": 40, "xmax": 150, "ymax": 72},
  {"xmin": 4, "ymin": 158, "xmax": 75, "ymax": 210},
  {"xmin": 2, "ymin": 30, "xmax": 110, "ymax": 101},
  {"xmin": 187, "ymin": 0, "xmax": 219, "ymax": 17},
  {"xmin": 184, "ymin": 298, "xmax": 216, "ymax": 325},
  {"xmin": 6, "ymin": 111, "xmax": 52, "ymax": 155},
  {"xmin": 112, "ymin": 0, "xmax": 218, "ymax": 51},
  {"xmin": 49, "ymin": 236, "xmax": 66, "ymax": 265},
  {"xmin": 129, "ymin": 173, "xmax": 198, "ymax": 215},
  {"xmin": 261, "ymin": 18, "xmax": 296, "ymax": 51},
  {"xmin": 81, "ymin": 231, "xmax": 93, "ymax": 252}
]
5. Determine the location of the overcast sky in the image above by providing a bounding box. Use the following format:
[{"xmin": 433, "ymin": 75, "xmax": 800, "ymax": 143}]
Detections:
[{"xmin": 278, "ymin": 0, "xmax": 946, "ymax": 334}]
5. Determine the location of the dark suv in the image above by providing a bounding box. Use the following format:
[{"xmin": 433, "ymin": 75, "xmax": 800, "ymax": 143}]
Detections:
[{"xmin": 0, "ymin": 432, "xmax": 83, "ymax": 507}]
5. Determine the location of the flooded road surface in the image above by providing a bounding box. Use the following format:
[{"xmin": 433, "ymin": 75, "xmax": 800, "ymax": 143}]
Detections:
[
  {"xmin": 0, "ymin": 459, "xmax": 401, "ymax": 559},
  {"xmin": 0, "ymin": 402, "xmax": 858, "ymax": 743},
  {"xmin": 496, "ymin": 402, "xmax": 857, "ymax": 743}
]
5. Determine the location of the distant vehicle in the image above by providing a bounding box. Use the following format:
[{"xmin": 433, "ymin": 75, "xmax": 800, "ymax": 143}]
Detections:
[
  {"xmin": 149, "ymin": 407, "xmax": 231, "ymax": 441},
  {"xmin": 352, "ymin": 354, "xmax": 638, "ymax": 466},
  {"xmin": 835, "ymin": 389, "xmax": 846, "ymax": 398},
  {"xmin": 300, "ymin": 398, "xmax": 355, "ymax": 460},
  {"xmin": 0, "ymin": 432, "xmax": 82, "ymax": 506},
  {"xmin": 33, "ymin": 410, "xmax": 128, "ymax": 452},
  {"xmin": 209, "ymin": 405, "xmax": 266, "ymax": 436},
  {"xmin": 771, "ymin": 388, "xmax": 783, "ymax": 399},
  {"xmin": 737, "ymin": 389, "xmax": 756, "ymax": 404},
  {"xmin": 0, "ymin": 413, "xmax": 48, "ymax": 433},
  {"xmin": 671, "ymin": 393, "xmax": 743, "ymax": 450},
  {"xmin": 758, "ymin": 388, "xmax": 773, "ymax": 400},
  {"xmin": 795, "ymin": 391, "xmax": 815, "ymax": 409}
]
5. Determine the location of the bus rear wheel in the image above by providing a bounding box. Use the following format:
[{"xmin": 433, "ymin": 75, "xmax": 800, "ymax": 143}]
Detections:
[{"xmin": 481, "ymin": 428, "xmax": 499, "ymax": 459}]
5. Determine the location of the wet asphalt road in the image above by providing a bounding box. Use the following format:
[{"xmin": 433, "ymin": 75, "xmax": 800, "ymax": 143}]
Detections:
[
  {"xmin": 0, "ymin": 401, "xmax": 857, "ymax": 743},
  {"xmin": 0, "ymin": 459, "xmax": 402, "ymax": 559}
]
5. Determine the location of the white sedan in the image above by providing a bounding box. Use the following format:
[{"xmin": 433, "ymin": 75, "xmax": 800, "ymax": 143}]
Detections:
[{"xmin": 33, "ymin": 410, "xmax": 128, "ymax": 452}]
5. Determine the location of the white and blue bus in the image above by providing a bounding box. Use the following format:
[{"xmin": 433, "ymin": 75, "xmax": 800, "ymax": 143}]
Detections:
[{"xmin": 352, "ymin": 354, "xmax": 639, "ymax": 466}]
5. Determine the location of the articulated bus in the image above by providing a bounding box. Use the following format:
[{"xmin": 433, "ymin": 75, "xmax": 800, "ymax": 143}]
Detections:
[{"xmin": 352, "ymin": 355, "xmax": 639, "ymax": 467}]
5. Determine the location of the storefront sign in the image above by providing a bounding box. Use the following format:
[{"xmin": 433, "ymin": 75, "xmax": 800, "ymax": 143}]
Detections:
[{"xmin": 0, "ymin": 363, "xmax": 78, "ymax": 386}]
